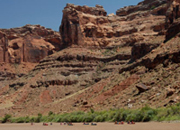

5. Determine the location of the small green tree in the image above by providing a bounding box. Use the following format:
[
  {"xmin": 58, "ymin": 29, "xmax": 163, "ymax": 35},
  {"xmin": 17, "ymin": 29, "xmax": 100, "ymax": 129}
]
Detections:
[
  {"xmin": 35, "ymin": 113, "xmax": 42, "ymax": 123},
  {"xmin": 48, "ymin": 111, "xmax": 54, "ymax": 116},
  {"xmin": 90, "ymin": 108, "xmax": 95, "ymax": 113}
]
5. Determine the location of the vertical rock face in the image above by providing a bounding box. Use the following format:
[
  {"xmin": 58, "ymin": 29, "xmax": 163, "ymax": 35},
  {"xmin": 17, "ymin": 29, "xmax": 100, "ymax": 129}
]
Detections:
[
  {"xmin": 60, "ymin": 4, "xmax": 107, "ymax": 47},
  {"xmin": 165, "ymin": 0, "xmax": 180, "ymax": 41},
  {"xmin": 0, "ymin": 25, "xmax": 62, "ymax": 63},
  {"xmin": 0, "ymin": 31, "xmax": 8, "ymax": 62},
  {"xmin": 166, "ymin": 0, "xmax": 180, "ymax": 24},
  {"xmin": 7, "ymin": 35, "xmax": 55, "ymax": 63},
  {"xmin": 60, "ymin": 1, "xmax": 168, "ymax": 50}
]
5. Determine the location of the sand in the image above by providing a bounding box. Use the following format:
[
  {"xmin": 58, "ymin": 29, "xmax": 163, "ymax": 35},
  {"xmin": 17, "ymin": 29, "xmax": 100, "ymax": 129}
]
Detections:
[{"xmin": 0, "ymin": 122, "xmax": 180, "ymax": 130}]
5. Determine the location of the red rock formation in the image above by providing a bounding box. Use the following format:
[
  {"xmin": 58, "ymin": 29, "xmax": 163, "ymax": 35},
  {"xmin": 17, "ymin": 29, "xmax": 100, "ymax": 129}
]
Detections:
[
  {"xmin": 116, "ymin": 0, "xmax": 167, "ymax": 17},
  {"xmin": 60, "ymin": 1, "xmax": 167, "ymax": 56},
  {"xmin": 166, "ymin": 0, "xmax": 180, "ymax": 24},
  {"xmin": 165, "ymin": 0, "xmax": 180, "ymax": 41},
  {"xmin": 131, "ymin": 42, "xmax": 160, "ymax": 61},
  {"xmin": 0, "ymin": 31, "xmax": 8, "ymax": 62},
  {"xmin": 0, "ymin": 25, "xmax": 62, "ymax": 63},
  {"xmin": 60, "ymin": 4, "xmax": 107, "ymax": 47},
  {"xmin": 1, "ymin": 0, "xmax": 180, "ymax": 117}
]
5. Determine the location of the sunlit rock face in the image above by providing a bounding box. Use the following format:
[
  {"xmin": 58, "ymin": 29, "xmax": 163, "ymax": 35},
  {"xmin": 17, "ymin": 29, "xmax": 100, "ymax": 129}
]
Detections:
[{"xmin": 0, "ymin": 24, "xmax": 62, "ymax": 63}]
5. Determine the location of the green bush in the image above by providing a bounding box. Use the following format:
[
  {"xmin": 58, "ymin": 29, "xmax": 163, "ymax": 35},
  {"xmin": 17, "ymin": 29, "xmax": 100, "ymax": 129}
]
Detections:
[
  {"xmin": 90, "ymin": 108, "xmax": 95, "ymax": 113},
  {"xmin": 150, "ymin": 5, "xmax": 156, "ymax": 10},
  {"xmin": 16, "ymin": 117, "xmax": 26, "ymax": 123},
  {"xmin": 170, "ymin": 105, "xmax": 180, "ymax": 115},
  {"xmin": 120, "ymin": 110, "xmax": 130, "ymax": 121},
  {"xmin": 48, "ymin": 111, "xmax": 54, "ymax": 116},
  {"xmin": 2, "ymin": 114, "xmax": 11, "ymax": 123},
  {"xmin": 2, "ymin": 104, "xmax": 180, "ymax": 123},
  {"xmin": 93, "ymin": 115, "xmax": 105, "ymax": 122},
  {"xmin": 34, "ymin": 113, "xmax": 42, "ymax": 123}
]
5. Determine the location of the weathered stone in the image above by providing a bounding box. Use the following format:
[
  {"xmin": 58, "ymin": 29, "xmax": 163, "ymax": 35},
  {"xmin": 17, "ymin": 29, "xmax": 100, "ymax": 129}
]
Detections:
[
  {"xmin": 0, "ymin": 25, "xmax": 62, "ymax": 63},
  {"xmin": 166, "ymin": 88, "xmax": 175, "ymax": 97},
  {"xmin": 136, "ymin": 83, "xmax": 150, "ymax": 93},
  {"xmin": 131, "ymin": 42, "xmax": 160, "ymax": 61},
  {"xmin": 116, "ymin": 0, "xmax": 167, "ymax": 17}
]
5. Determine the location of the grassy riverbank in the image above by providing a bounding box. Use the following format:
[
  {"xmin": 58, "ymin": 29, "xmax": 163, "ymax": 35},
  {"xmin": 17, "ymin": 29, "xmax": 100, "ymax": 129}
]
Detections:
[{"xmin": 1, "ymin": 104, "xmax": 180, "ymax": 123}]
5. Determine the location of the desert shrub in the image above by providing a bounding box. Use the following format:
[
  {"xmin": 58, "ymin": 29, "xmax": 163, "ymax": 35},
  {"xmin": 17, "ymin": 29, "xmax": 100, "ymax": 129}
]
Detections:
[
  {"xmin": 4, "ymin": 104, "xmax": 180, "ymax": 123},
  {"xmin": 24, "ymin": 116, "xmax": 30, "ymax": 123},
  {"xmin": 53, "ymin": 115, "xmax": 64, "ymax": 122},
  {"xmin": 61, "ymin": 114, "xmax": 71, "ymax": 122},
  {"xmin": 76, "ymin": 115, "xmax": 84, "ymax": 122},
  {"xmin": 34, "ymin": 113, "xmax": 42, "ymax": 123},
  {"xmin": 82, "ymin": 114, "xmax": 94, "ymax": 122},
  {"xmin": 93, "ymin": 115, "xmax": 105, "ymax": 122},
  {"xmin": 2, "ymin": 114, "xmax": 11, "ymax": 123},
  {"xmin": 142, "ymin": 109, "xmax": 156, "ymax": 122},
  {"xmin": 140, "ymin": 105, "xmax": 156, "ymax": 122},
  {"xmin": 106, "ymin": 110, "xmax": 116, "ymax": 121},
  {"xmin": 46, "ymin": 116, "xmax": 55, "ymax": 122},
  {"xmin": 90, "ymin": 108, "xmax": 95, "ymax": 113},
  {"xmin": 155, "ymin": 108, "xmax": 168, "ymax": 121},
  {"xmin": 30, "ymin": 117, "xmax": 35, "ymax": 122},
  {"xmin": 125, "ymin": 110, "xmax": 143, "ymax": 122},
  {"xmin": 151, "ymin": 5, "xmax": 156, "ymax": 10},
  {"xmin": 48, "ymin": 111, "xmax": 54, "ymax": 116},
  {"xmin": 120, "ymin": 110, "xmax": 131, "ymax": 121},
  {"xmin": 112, "ymin": 110, "xmax": 122, "ymax": 121},
  {"xmin": 142, "ymin": 110, "xmax": 155, "ymax": 122},
  {"xmin": 69, "ymin": 115, "xmax": 79, "ymax": 122},
  {"xmin": 169, "ymin": 105, "xmax": 180, "ymax": 115},
  {"xmin": 12, "ymin": 116, "xmax": 30, "ymax": 123},
  {"xmin": 16, "ymin": 117, "xmax": 26, "ymax": 123},
  {"xmin": 126, "ymin": 113, "xmax": 137, "ymax": 121}
]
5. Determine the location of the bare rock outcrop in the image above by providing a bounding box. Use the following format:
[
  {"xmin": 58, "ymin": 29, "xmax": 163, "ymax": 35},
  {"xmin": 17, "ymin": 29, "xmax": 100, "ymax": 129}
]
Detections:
[
  {"xmin": 165, "ymin": 0, "xmax": 180, "ymax": 41},
  {"xmin": 0, "ymin": 31, "xmax": 8, "ymax": 63},
  {"xmin": 136, "ymin": 83, "xmax": 150, "ymax": 93},
  {"xmin": 0, "ymin": 25, "xmax": 62, "ymax": 63},
  {"xmin": 60, "ymin": 4, "xmax": 107, "ymax": 47},
  {"xmin": 60, "ymin": 2, "xmax": 167, "ymax": 54},
  {"xmin": 166, "ymin": 0, "xmax": 180, "ymax": 24},
  {"xmin": 116, "ymin": 0, "xmax": 167, "ymax": 17},
  {"xmin": 131, "ymin": 41, "xmax": 161, "ymax": 61}
]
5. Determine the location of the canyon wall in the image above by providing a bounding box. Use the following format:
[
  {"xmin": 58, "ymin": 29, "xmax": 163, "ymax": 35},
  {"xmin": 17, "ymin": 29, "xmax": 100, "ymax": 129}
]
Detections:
[{"xmin": 0, "ymin": 25, "xmax": 62, "ymax": 63}]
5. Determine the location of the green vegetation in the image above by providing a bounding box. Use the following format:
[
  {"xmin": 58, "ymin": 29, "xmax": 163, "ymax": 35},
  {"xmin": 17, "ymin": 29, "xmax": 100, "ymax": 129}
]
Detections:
[
  {"xmin": 1, "ymin": 114, "xmax": 11, "ymax": 123},
  {"xmin": 102, "ymin": 47, "xmax": 118, "ymax": 56},
  {"xmin": 1, "ymin": 104, "xmax": 180, "ymax": 123},
  {"xmin": 150, "ymin": 5, "xmax": 156, "ymax": 10}
]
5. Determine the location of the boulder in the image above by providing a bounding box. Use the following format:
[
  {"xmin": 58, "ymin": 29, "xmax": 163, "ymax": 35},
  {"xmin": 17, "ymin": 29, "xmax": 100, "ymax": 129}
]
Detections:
[
  {"xmin": 166, "ymin": 88, "xmax": 175, "ymax": 97},
  {"xmin": 136, "ymin": 83, "xmax": 150, "ymax": 93}
]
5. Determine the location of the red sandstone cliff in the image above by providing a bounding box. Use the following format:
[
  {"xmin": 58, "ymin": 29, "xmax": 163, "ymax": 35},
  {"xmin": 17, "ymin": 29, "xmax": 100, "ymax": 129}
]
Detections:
[
  {"xmin": 0, "ymin": 24, "xmax": 61, "ymax": 63},
  {"xmin": 0, "ymin": 25, "xmax": 62, "ymax": 91}
]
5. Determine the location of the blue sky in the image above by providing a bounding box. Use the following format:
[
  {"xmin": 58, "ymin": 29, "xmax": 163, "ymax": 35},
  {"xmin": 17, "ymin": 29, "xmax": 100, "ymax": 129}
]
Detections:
[{"xmin": 0, "ymin": 0, "xmax": 142, "ymax": 31}]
